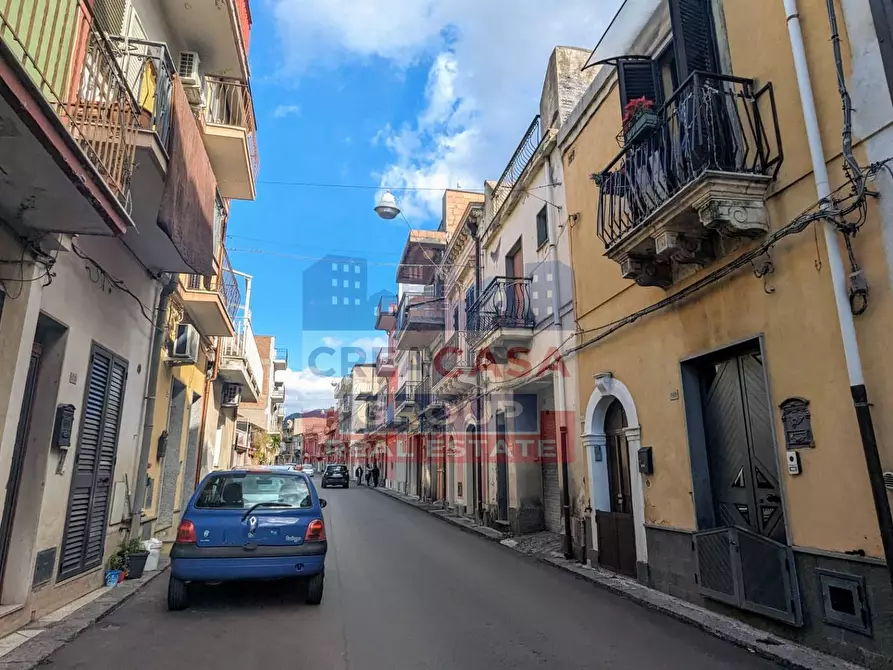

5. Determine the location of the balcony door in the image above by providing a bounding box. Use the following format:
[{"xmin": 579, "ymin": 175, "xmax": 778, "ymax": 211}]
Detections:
[{"xmin": 505, "ymin": 241, "xmax": 524, "ymax": 322}]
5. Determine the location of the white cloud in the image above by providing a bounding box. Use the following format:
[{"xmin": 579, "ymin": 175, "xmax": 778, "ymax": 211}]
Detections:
[
  {"xmin": 280, "ymin": 367, "xmax": 337, "ymax": 414},
  {"xmin": 272, "ymin": 0, "xmax": 618, "ymax": 221},
  {"xmin": 350, "ymin": 335, "xmax": 388, "ymax": 357},
  {"xmin": 321, "ymin": 336, "xmax": 343, "ymax": 348},
  {"xmin": 273, "ymin": 104, "xmax": 302, "ymax": 118}
]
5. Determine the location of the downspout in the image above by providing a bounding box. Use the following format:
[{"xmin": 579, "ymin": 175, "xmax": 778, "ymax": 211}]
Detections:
[
  {"xmin": 130, "ymin": 274, "xmax": 177, "ymax": 538},
  {"xmin": 784, "ymin": 0, "xmax": 893, "ymax": 584},
  {"xmin": 545, "ymin": 154, "xmax": 574, "ymax": 559},
  {"xmin": 468, "ymin": 216, "xmax": 484, "ymax": 521},
  {"xmin": 193, "ymin": 341, "xmax": 220, "ymax": 489}
]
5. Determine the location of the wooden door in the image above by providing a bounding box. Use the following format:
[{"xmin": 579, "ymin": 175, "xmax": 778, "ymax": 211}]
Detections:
[{"xmin": 597, "ymin": 400, "xmax": 637, "ymax": 577}]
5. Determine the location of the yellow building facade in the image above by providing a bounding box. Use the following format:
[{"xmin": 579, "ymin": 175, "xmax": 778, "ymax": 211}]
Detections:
[{"xmin": 560, "ymin": 0, "xmax": 893, "ymax": 664}]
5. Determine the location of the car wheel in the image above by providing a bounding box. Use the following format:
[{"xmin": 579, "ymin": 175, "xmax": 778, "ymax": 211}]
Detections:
[
  {"xmin": 305, "ymin": 571, "xmax": 324, "ymax": 605},
  {"xmin": 321, "ymin": 483, "xmax": 327, "ymax": 489},
  {"xmin": 167, "ymin": 576, "xmax": 189, "ymax": 611}
]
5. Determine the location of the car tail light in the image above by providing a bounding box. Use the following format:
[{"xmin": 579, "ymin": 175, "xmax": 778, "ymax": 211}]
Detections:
[
  {"xmin": 176, "ymin": 520, "xmax": 196, "ymax": 544},
  {"xmin": 305, "ymin": 519, "xmax": 326, "ymax": 542}
]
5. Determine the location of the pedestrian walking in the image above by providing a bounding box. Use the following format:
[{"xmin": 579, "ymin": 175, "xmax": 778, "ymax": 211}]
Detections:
[
  {"xmin": 355, "ymin": 465, "xmax": 363, "ymax": 485},
  {"xmin": 372, "ymin": 463, "xmax": 380, "ymax": 487},
  {"xmin": 365, "ymin": 464, "xmax": 372, "ymax": 486}
]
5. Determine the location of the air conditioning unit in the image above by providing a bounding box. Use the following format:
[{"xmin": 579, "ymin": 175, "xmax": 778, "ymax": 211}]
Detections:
[
  {"xmin": 178, "ymin": 51, "xmax": 205, "ymax": 106},
  {"xmin": 221, "ymin": 382, "xmax": 242, "ymax": 407},
  {"xmin": 171, "ymin": 323, "xmax": 199, "ymax": 364},
  {"xmin": 178, "ymin": 51, "xmax": 201, "ymax": 86}
]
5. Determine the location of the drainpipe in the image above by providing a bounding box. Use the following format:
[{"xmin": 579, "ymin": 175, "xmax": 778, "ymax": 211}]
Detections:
[
  {"xmin": 784, "ymin": 0, "xmax": 893, "ymax": 584},
  {"xmin": 545, "ymin": 155, "xmax": 574, "ymax": 559},
  {"xmin": 468, "ymin": 216, "xmax": 484, "ymax": 521},
  {"xmin": 130, "ymin": 274, "xmax": 177, "ymax": 539},
  {"xmin": 193, "ymin": 343, "xmax": 220, "ymax": 489}
]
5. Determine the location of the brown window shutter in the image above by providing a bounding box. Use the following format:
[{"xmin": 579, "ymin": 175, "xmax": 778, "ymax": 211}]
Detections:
[{"xmin": 669, "ymin": 0, "xmax": 720, "ymax": 77}]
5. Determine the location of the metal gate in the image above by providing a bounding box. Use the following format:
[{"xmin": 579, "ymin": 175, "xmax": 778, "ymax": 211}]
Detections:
[
  {"xmin": 495, "ymin": 411, "xmax": 508, "ymax": 521},
  {"xmin": 540, "ymin": 411, "xmax": 561, "ymax": 533},
  {"xmin": 59, "ymin": 346, "xmax": 127, "ymax": 581},
  {"xmin": 694, "ymin": 526, "xmax": 802, "ymax": 625}
]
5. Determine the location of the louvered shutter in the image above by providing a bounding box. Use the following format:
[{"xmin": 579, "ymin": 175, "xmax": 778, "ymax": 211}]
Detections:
[
  {"xmin": 59, "ymin": 348, "xmax": 127, "ymax": 580},
  {"xmin": 669, "ymin": 0, "xmax": 719, "ymax": 77},
  {"xmin": 92, "ymin": 0, "xmax": 129, "ymax": 34},
  {"xmin": 617, "ymin": 58, "xmax": 661, "ymax": 109}
]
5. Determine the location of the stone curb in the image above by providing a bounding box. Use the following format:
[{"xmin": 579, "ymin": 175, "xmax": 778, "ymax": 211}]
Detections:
[
  {"xmin": 370, "ymin": 486, "xmax": 863, "ymax": 670},
  {"xmin": 0, "ymin": 561, "xmax": 170, "ymax": 670}
]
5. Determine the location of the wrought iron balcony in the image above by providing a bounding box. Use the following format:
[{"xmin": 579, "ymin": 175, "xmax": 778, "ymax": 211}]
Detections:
[
  {"xmin": 595, "ymin": 72, "xmax": 782, "ymax": 288},
  {"xmin": 0, "ymin": 0, "xmax": 140, "ymax": 234},
  {"xmin": 108, "ymin": 37, "xmax": 176, "ymax": 153},
  {"xmin": 467, "ymin": 277, "xmax": 535, "ymax": 348},
  {"xmin": 219, "ymin": 317, "xmax": 263, "ymax": 401},
  {"xmin": 395, "ymin": 291, "xmax": 445, "ymax": 349},
  {"xmin": 432, "ymin": 331, "xmax": 477, "ymax": 397},
  {"xmin": 201, "ymin": 76, "xmax": 259, "ymax": 200},
  {"xmin": 183, "ymin": 248, "xmax": 241, "ymax": 337},
  {"xmin": 396, "ymin": 382, "xmax": 420, "ymax": 416},
  {"xmin": 375, "ymin": 294, "xmax": 398, "ymax": 331},
  {"xmin": 484, "ymin": 115, "xmax": 543, "ymax": 238}
]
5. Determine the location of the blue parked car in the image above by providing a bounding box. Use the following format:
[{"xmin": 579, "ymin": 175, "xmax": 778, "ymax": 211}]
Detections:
[{"xmin": 168, "ymin": 467, "xmax": 328, "ymax": 610}]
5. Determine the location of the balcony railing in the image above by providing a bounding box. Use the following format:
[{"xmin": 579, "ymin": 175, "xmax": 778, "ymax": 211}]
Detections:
[
  {"xmin": 485, "ymin": 115, "xmax": 542, "ymax": 231},
  {"xmin": 274, "ymin": 348, "xmax": 289, "ymax": 365},
  {"xmin": 596, "ymin": 72, "xmax": 782, "ymax": 250},
  {"xmin": 467, "ymin": 277, "xmax": 535, "ymax": 347},
  {"xmin": 187, "ymin": 248, "xmax": 241, "ymax": 320},
  {"xmin": 108, "ymin": 36, "xmax": 176, "ymax": 152},
  {"xmin": 203, "ymin": 76, "xmax": 259, "ymax": 178},
  {"xmin": 432, "ymin": 331, "xmax": 474, "ymax": 387},
  {"xmin": 396, "ymin": 291, "xmax": 446, "ymax": 336},
  {"xmin": 396, "ymin": 382, "xmax": 420, "ymax": 409},
  {"xmin": 0, "ymin": 0, "xmax": 140, "ymax": 203},
  {"xmin": 221, "ymin": 316, "xmax": 262, "ymax": 385}
]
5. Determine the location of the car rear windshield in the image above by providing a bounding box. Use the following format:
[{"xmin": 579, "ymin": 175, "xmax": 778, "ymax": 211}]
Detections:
[
  {"xmin": 326, "ymin": 465, "xmax": 347, "ymax": 473},
  {"xmin": 195, "ymin": 473, "xmax": 312, "ymax": 509}
]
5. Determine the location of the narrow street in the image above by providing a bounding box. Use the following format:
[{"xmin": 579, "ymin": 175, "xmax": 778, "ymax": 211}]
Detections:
[{"xmin": 44, "ymin": 488, "xmax": 778, "ymax": 670}]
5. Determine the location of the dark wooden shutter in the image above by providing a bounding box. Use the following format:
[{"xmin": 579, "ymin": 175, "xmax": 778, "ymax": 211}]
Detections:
[
  {"xmin": 669, "ymin": 0, "xmax": 720, "ymax": 76},
  {"xmin": 870, "ymin": 0, "xmax": 893, "ymax": 104},
  {"xmin": 617, "ymin": 57, "xmax": 661, "ymax": 108},
  {"xmin": 59, "ymin": 346, "xmax": 127, "ymax": 580}
]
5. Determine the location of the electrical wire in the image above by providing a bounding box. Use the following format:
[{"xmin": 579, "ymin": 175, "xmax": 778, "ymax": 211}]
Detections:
[{"xmin": 71, "ymin": 244, "xmax": 159, "ymax": 329}]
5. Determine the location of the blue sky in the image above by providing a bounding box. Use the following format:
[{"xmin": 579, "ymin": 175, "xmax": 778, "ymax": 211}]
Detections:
[{"xmin": 230, "ymin": 0, "xmax": 615, "ymax": 411}]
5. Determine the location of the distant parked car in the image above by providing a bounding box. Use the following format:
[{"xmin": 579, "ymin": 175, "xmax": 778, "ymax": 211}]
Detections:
[
  {"xmin": 301, "ymin": 464, "xmax": 315, "ymax": 477},
  {"xmin": 168, "ymin": 467, "xmax": 328, "ymax": 610},
  {"xmin": 321, "ymin": 464, "xmax": 349, "ymax": 489}
]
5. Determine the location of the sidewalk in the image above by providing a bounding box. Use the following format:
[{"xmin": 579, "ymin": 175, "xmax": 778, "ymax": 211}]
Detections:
[
  {"xmin": 0, "ymin": 559, "xmax": 170, "ymax": 670},
  {"xmin": 372, "ymin": 485, "xmax": 862, "ymax": 670}
]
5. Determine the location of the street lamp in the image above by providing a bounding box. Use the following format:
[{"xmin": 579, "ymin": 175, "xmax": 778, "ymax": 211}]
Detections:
[{"xmin": 374, "ymin": 190, "xmax": 400, "ymax": 220}]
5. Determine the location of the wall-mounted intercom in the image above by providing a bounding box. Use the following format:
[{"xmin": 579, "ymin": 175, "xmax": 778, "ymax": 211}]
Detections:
[
  {"xmin": 52, "ymin": 404, "xmax": 76, "ymax": 449},
  {"xmin": 786, "ymin": 450, "xmax": 802, "ymax": 476}
]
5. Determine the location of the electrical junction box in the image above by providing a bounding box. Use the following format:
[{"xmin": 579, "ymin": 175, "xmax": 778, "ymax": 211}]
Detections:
[
  {"xmin": 52, "ymin": 404, "xmax": 76, "ymax": 449},
  {"xmin": 637, "ymin": 446, "xmax": 654, "ymax": 475}
]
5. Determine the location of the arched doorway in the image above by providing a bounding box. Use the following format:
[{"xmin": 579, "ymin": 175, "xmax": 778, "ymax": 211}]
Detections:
[
  {"xmin": 583, "ymin": 374, "xmax": 646, "ymax": 578},
  {"xmin": 596, "ymin": 400, "xmax": 636, "ymax": 576}
]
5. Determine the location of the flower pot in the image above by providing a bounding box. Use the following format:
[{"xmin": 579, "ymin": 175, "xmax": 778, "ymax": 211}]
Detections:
[
  {"xmin": 126, "ymin": 551, "xmax": 150, "ymax": 580},
  {"xmin": 105, "ymin": 570, "xmax": 121, "ymax": 587},
  {"xmin": 625, "ymin": 110, "xmax": 660, "ymax": 146}
]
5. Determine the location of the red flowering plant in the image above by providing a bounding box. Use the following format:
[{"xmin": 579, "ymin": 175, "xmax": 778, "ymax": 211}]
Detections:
[{"xmin": 621, "ymin": 96, "xmax": 655, "ymax": 132}]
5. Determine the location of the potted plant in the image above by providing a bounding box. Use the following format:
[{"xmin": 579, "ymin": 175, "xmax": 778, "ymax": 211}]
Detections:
[
  {"xmin": 121, "ymin": 537, "xmax": 150, "ymax": 580},
  {"xmin": 622, "ymin": 96, "xmax": 658, "ymax": 145},
  {"xmin": 106, "ymin": 550, "xmax": 126, "ymax": 587}
]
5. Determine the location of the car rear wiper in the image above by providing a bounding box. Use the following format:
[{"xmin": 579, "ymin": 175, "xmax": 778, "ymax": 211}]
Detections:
[{"xmin": 241, "ymin": 502, "xmax": 291, "ymax": 521}]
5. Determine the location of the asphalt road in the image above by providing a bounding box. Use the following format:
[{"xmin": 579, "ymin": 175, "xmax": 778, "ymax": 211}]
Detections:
[{"xmin": 44, "ymin": 486, "xmax": 780, "ymax": 669}]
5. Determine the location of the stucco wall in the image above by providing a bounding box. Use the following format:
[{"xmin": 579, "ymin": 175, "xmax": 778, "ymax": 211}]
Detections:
[{"xmin": 560, "ymin": 0, "xmax": 893, "ymax": 557}]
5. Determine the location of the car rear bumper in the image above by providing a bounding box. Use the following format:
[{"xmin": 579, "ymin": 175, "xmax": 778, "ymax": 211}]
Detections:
[{"xmin": 171, "ymin": 543, "xmax": 326, "ymax": 582}]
